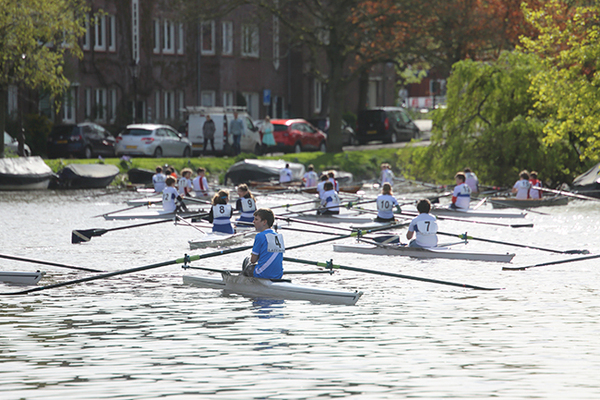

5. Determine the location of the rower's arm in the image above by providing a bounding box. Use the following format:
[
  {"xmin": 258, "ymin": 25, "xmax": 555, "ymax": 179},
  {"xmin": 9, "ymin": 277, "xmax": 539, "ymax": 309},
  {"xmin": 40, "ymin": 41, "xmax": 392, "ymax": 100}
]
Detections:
[{"xmin": 250, "ymin": 253, "xmax": 259, "ymax": 263}]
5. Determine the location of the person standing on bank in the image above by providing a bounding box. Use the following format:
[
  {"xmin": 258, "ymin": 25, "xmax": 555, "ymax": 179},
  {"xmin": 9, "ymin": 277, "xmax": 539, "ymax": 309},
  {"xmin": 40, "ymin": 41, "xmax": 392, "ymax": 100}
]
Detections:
[
  {"xmin": 375, "ymin": 183, "xmax": 401, "ymax": 222},
  {"xmin": 406, "ymin": 199, "xmax": 438, "ymax": 248},
  {"xmin": 512, "ymin": 170, "xmax": 531, "ymax": 200},
  {"xmin": 241, "ymin": 208, "xmax": 284, "ymax": 279},
  {"xmin": 229, "ymin": 112, "xmax": 244, "ymax": 155},
  {"xmin": 260, "ymin": 115, "xmax": 276, "ymax": 152},
  {"xmin": 450, "ymin": 171, "xmax": 472, "ymax": 210},
  {"xmin": 152, "ymin": 166, "xmax": 166, "ymax": 193},
  {"xmin": 202, "ymin": 115, "xmax": 216, "ymax": 155}
]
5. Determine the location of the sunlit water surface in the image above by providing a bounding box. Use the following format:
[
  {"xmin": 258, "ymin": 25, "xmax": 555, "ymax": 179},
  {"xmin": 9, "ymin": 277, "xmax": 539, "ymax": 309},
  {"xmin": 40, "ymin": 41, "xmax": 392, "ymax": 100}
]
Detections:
[{"xmin": 1, "ymin": 188, "xmax": 599, "ymax": 399}]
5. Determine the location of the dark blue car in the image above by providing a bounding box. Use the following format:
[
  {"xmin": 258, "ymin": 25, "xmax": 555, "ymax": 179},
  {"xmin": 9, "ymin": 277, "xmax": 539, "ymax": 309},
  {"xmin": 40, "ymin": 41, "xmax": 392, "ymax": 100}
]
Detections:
[{"xmin": 47, "ymin": 122, "xmax": 116, "ymax": 159}]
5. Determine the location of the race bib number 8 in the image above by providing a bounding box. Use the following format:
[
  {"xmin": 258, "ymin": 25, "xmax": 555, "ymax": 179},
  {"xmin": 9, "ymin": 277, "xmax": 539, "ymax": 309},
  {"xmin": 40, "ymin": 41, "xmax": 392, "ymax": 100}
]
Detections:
[{"xmin": 266, "ymin": 233, "xmax": 285, "ymax": 252}]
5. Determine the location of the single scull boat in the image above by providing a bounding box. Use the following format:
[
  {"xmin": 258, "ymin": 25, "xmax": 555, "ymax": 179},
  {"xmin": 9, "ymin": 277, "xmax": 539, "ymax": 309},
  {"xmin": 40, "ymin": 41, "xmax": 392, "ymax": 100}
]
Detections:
[{"xmin": 0, "ymin": 271, "xmax": 45, "ymax": 285}]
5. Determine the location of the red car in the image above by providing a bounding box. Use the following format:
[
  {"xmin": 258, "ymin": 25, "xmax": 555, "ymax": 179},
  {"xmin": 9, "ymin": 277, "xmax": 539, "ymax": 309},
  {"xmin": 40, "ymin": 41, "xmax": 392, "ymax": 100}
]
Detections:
[{"xmin": 271, "ymin": 119, "xmax": 327, "ymax": 153}]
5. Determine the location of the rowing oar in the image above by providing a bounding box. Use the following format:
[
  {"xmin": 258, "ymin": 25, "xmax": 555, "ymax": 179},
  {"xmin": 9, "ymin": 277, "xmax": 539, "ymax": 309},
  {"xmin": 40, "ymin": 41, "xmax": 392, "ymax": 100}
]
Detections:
[
  {"xmin": 92, "ymin": 201, "xmax": 159, "ymax": 218},
  {"xmin": 182, "ymin": 265, "xmax": 333, "ymax": 275},
  {"xmin": 278, "ymin": 198, "xmax": 377, "ymax": 217},
  {"xmin": 0, "ymin": 253, "xmax": 103, "ymax": 273},
  {"xmin": 531, "ymin": 186, "xmax": 600, "ymax": 202},
  {"xmin": 397, "ymin": 210, "xmax": 533, "ymax": 228},
  {"xmin": 486, "ymin": 198, "xmax": 550, "ymax": 216},
  {"xmin": 437, "ymin": 231, "xmax": 589, "ymax": 255},
  {"xmin": 282, "ymin": 257, "xmax": 502, "ymax": 291},
  {"xmin": 269, "ymin": 199, "xmax": 321, "ymax": 211},
  {"xmin": 0, "ymin": 245, "xmax": 255, "ymax": 296},
  {"xmin": 71, "ymin": 212, "xmax": 209, "ymax": 244},
  {"xmin": 502, "ymin": 253, "xmax": 600, "ymax": 271}
]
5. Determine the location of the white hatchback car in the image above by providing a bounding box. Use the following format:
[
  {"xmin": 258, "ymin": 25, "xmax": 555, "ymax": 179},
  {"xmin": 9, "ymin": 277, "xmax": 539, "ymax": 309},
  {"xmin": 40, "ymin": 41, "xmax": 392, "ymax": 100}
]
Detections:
[
  {"xmin": 115, "ymin": 124, "xmax": 192, "ymax": 158},
  {"xmin": 4, "ymin": 132, "xmax": 31, "ymax": 156}
]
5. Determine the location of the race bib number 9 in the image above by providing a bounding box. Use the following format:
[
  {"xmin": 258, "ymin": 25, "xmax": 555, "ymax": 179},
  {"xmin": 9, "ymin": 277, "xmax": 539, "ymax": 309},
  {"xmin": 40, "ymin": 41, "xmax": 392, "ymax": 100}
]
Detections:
[
  {"xmin": 266, "ymin": 233, "xmax": 285, "ymax": 252},
  {"xmin": 241, "ymin": 198, "xmax": 256, "ymax": 212},
  {"xmin": 416, "ymin": 220, "xmax": 438, "ymax": 235}
]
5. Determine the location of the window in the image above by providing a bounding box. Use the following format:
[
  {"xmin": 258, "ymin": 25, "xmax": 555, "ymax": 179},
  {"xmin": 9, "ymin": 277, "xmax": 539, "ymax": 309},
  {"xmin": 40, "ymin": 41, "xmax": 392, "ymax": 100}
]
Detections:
[
  {"xmin": 108, "ymin": 89, "xmax": 117, "ymax": 123},
  {"xmin": 85, "ymin": 88, "xmax": 92, "ymax": 119},
  {"xmin": 241, "ymin": 24, "xmax": 259, "ymax": 57},
  {"xmin": 177, "ymin": 23, "xmax": 184, "ymax": 55},
  {"xmin": 82, "ymin": 14, "xmax": 90, "ymax": 50},
  {"xmin": 242, "ymin": 92, "xmax": 259, "ymax": 119},
  {"xmin": 155, "ymin": 91, "xmax": 161, "ymax": 121},
  {"xmin": 164, "ymin": 91, "xmax": 175, "ymax": 119},
  {"xmin": 201, "ymin": 20, "xmax": 215, "ymax": 55},
  {"xmin": 223, "ymin": 91, "xmax": 233, "ymax": 107},
  {"xmin": 222, "ymin": 21, "xmax": 233, "ymax": 55},
  {"xmin": 313, "ymin": 80, "xmax": 322, "ymax": 113},
  {"xmin": 163, "ymin": 19, "xmax": 175, "ymax": 54},
  {"xmin": 107, "ymin": 15, "xmax": 116, "ymax": 52},
  {"xmin": 153, "ymin": 19, "xmax": 160, "ymax": 54},
  {"xmin": 62, "ymin": 88, "xmax": 76, "ymax": 123},
  {"xmin": 95, "ymin": 88, "xmax": 107, "ymax": 121},
  {"xmin": 94, "ymin": 15, "xmax": 106, "ymax": 51},
  {"xmin": 201, "ymin": 91, "xmax": 215, "ymax": 107},
  {"xmin": 273, "ymin": 15, "xmax": 280, "ymax": 70},
  {"xmin": 132, "ymin": 1, "xmax": 139, "ymax": 61}
]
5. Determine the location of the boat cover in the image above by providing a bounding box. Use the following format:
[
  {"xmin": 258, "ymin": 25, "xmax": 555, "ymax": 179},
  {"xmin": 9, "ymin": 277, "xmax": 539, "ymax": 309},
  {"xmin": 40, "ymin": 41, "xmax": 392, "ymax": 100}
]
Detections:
[
  {"xmin": 572, "ymin": 162, "xmax": 600, "ymax": 197},
  {"xmin": 53, "ymin": 164, "xmax": 120, "ymax": 189},
  {"xmin": 0, "ymin": 156, "xmax": 54, "ymax": 189},
  {"xmin": 225, "ymin": 159, "xmax": 305, "ymax": 185},
  {"xmin": 127, "ymin": 168, "xmax": 154, "ymax": 184}
]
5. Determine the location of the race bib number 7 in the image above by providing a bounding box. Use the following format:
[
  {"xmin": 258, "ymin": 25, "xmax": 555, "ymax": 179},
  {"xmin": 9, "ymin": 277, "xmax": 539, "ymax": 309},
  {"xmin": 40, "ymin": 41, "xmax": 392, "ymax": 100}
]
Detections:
[{"xmin": 266, "ymin": 233, "xmax": 285, "ymax": 252}]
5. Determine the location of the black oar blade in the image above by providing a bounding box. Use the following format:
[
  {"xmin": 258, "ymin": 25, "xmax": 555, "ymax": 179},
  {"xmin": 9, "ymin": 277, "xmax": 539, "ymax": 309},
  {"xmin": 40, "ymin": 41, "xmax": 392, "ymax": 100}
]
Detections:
[
  {"xmin": 71, "ymin": 229, "xmax": 108, "ymax": 244},
  {"xmin": 510, "ymin": 223, "xmax": 534, "ymax": 228},
  {"xmin": 565, "ymin": 249, "xmax": 590, "ymax": 255}
]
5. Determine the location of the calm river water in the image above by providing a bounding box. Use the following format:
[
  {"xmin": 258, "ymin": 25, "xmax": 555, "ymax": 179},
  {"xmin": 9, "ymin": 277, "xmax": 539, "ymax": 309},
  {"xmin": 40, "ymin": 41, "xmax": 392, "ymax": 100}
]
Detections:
[{"xmin": 1, "ymin": 187, "xmax": 599, "ymax": 399}]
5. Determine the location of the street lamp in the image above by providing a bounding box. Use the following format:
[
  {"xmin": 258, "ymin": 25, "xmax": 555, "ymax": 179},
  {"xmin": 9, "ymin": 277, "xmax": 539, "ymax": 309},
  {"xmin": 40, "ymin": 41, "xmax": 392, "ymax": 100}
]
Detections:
[{"xmin": 130, "ymin": 61, "xmax": 139, "ymax": 123}]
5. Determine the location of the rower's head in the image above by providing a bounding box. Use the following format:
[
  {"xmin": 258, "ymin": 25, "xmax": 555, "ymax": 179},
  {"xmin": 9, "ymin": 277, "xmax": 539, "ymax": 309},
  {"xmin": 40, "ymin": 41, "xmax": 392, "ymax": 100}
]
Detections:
[
  {"xmin": 196, "ymin": 167, "xmax": 205, "ymax": 176},
  {"xmin": 181, "ymin": 168, "xmax": 192, "ymax": 178},
  {"xmin": 253, "ymin": 208, "xmax": 275, "ymax": 231},
  {"xmin": 320, "ymin": 174, "xmax": 328, "ymax": 182},
  {"xmin": 416, "ymin": 199, "xmax": 432, "ymax": 214},
  {"xmin": 165, "ymin": 176, "xmax": 176, "ymax": 187},
  {"xmin": 237, "ymin": 184, "xmax": 254, "ymax": 199},
  {"xmin": 324, "ymin": 181, "xmax": 334, "ymax": 191},
  {"xmin": 327, "ymin": 171, "xmax": 335, "ymax": 178},
  {"xmin": 519, "ymin": 170, "xmax": 530, "ymax": 180},
  {"xmin": 307, "ymin": 164, "xmax": 314, "ymax": 172},
  {"xmin": 212, "ymin": 189, "xmax": 229, "ymax": 205},
  {"xmin": 454, "ymin": 172, "xmax": 466, "ymax": 184},
  {"xmin": 382, "ymin": 182, "xmax": 392, "ymax": 195},
  {"xmin": 156, "ymin": 166, "xmax": 163, "ymax": 173},
  {"xmin": 530, "ymin": 171, "xmax": 538, "ymax": 179}
]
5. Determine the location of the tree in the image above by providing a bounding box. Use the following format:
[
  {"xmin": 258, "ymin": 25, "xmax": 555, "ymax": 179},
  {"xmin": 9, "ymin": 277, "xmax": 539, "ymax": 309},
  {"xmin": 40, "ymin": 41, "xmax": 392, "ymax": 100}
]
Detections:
[
  {"xmin": 520, "ymin": 0, "xmax": 600, "ymax": 167},
  {"xmin": 0, "ymin": 0, "xmax": 88, "ymax": 157}
]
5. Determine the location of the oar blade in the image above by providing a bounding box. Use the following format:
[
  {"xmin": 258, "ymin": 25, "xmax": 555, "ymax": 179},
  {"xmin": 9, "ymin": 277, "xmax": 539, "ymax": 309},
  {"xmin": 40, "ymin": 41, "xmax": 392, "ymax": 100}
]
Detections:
[
  {"xmin": 71, "ymin": 229, "xmax": 108, "ymax": 244},
  {"xmin": 510, "ymin": 223, "xmax": 534, "ymax": 228}
]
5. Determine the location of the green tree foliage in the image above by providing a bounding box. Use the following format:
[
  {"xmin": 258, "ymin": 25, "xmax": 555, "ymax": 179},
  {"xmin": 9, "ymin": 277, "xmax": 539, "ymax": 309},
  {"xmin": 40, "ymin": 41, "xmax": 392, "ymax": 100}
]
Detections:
[
  {"xmin": 520, "ymin": 0, "xmax": 600, "ymax": 167},
  {"xmin": 0, "ymin": 0, "xmax": 88, "ymax": 156},
  {"xmin": 405, "ymin": 51, "xmax": 578, "ymax": 187}
]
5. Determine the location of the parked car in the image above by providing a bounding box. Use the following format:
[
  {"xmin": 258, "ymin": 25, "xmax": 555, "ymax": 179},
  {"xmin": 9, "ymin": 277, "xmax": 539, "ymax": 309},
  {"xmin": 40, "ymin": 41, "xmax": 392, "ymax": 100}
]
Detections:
[
  {"xmin": 356, "ymin": 107, "xmax": 420, "ymax": 145},
  {"xmin": 4, "ymin": 132, "xmax": 31, "ymax": 156},
  {"xmin": 115, "ymin": 124, "xmax": 192, "ymax": 158},
  {"xmin": 185, "ymin": 107, "xmax": 261, "ymax": 155},
  {"xmin": 307, "ymin": 118, "xmax": 357, "ymax": 146},
  {"xmin": 47, "ymin": 122, "xmax": 115, "ymax": 159},
  {"xmin": 271, "ymin": 119, "xmax": 327, "ymax": 153}
]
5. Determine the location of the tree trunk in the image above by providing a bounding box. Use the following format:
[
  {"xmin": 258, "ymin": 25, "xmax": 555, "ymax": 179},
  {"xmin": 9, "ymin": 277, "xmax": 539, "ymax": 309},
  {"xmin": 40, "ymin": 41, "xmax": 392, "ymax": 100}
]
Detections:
[
  {"xmin": 326, "ymin": 54, "xmax": 345, "ymax": 153},
  {"xmin": 0, "ymin": 87, "xmax": 6, "ymax": 158},
  {"xmin": 357, "ymin": 69, "xmax": 369, "ymax": 114}
]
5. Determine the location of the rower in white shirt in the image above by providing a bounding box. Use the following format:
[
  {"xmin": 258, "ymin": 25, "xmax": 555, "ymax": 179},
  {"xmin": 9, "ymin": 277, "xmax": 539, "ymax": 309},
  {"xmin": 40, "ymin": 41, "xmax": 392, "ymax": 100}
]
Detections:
[{"xmin": 450, "ymin": 172, "xmax": 472, "ymax": 210}]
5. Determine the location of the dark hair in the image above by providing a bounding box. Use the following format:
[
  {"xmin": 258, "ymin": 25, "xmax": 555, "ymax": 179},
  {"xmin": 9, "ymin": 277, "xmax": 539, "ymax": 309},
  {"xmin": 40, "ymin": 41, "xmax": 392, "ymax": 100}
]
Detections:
[
  {"xmin": 455, "ymin": 172, "xmax": 466, "ymax": 183},
  {"xmin": 327, "ymin": 171, "xmax": 335, "ymax": 178},
  {"xmin": 519, "ymin": 170, "xmax": 530, "ymax": 180},
  {"xmin": 320, "ymin": 174, "xmax": 328, "ymax": 181},
  {"xmin": 324, "ymin": 181, "xmax": 334, "ymax": 191},
  {"xmin": 237, "ymin": 184, "xmax": 255, "ymax": 200},
  {"xmin": 212, "ymin": 189, "xmax": 229, "ymax": 205},
  {"xmin": 165, "ymin": 176, "xmax": 176, "ymax": 186},
  {"xmin": 308, "ymin": 164, "xmax": 314, "ymax": 171},
  {"xmin": 196, "ymin": 167, "xmax": 205, "ymax": 174},
  {"xmin": 416, "ymin": 199, "xmax": 432, "ymax": 214},
  {"xmin": 254, "ymin": 208, "xmax": 275, "ymax": 227},
  {"xmin": 156, "ymin": 166, "xmax": 163, "ymax": 173},
  {"xmin": 464, "ymin": 167, "xmax": 472, "ymax": 173},
  {"xmin": 382, "ymin": 182, "xmax": 392, "ymax": 195},
  {"xmin": 530, "ymin": 171, "xmax": 538, "ymax": 179}
]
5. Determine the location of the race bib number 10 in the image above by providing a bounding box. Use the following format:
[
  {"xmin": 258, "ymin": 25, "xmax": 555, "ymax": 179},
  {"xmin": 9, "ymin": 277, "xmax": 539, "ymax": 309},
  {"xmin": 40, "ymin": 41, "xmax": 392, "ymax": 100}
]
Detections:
[{"xmin": 266, "ymin": 233, "xmax": 285, "ymax": 252}]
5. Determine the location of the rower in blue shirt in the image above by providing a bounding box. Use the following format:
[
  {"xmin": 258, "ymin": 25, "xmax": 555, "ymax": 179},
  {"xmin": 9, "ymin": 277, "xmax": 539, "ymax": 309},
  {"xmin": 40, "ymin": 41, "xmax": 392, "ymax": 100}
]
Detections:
[{"xmin": 241, "ymin": 208, "xmax": 284, "ymax": 279}]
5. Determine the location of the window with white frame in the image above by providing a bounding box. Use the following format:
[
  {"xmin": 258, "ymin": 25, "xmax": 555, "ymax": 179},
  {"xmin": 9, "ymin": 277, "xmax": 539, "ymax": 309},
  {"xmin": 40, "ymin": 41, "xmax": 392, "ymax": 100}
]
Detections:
[
  {"xmin": 313, "ymin": 79, "xmax": 322, "ymax": 113},
  {"xmin": 201, "ymin": 20, "xmax": 215, "ymax": 55},
  {"xmin": 155, "ymin": 92, "xmax": 161, "ymax": 121},
  {"xmin": 223, "ymin": 91, "xmax": 233, "ymax": 107},
  {"xmin": 82, "ymin": 14, "xmax": 90, "ymax": 50},
  {"xmin": 107, "ymin": 14, "xmax": 116, "ymax": 52},
  {"xmin": 241, "ymin": 24, "xmax": 259, "ymax": 57},
  {"xmin": 163, "ymin": 19, "xmax": 175, "ymax": 54},
  {"xmin": 164, "ymin": 91, "xmax": 175, "ymax": 119},
  {"xmin": 95, "ymin": 88, "xmax": 107, "ymax": 121},
  {"xmin": 153, "ymin": 19, "xmax": 160, "ymax": 54},
  {"xmin": 222, "ymin": 21, "xmax": 233, "ymax": 55},
  {"xmin": 273, "ymin": 15, "xmax": 280, "ymax": 70},
  {"xmin": 94, "ymin": 15, "xmax": 106, "ymax": 51},
  {"xmin": 177, "ymin": 23, "xmax": 184, "ymax": 54},
  {"xmin": 84, "ymin": 88, "xmax": 92, "ymax": 119},
  {"xmin": 62, "ymin": 88, "xmax": 76, "ymax": 123},
  {"xmin": 201, "ymin": 91, "xmax": 215, "ymax": 107},
  {"xmin": 108, "ymin": 89, "xmax": 117, "ymax": 123}
]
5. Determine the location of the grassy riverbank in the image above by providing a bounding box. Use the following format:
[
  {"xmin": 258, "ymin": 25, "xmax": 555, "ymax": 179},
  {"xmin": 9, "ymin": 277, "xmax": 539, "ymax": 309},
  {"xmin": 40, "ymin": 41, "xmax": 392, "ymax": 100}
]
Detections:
[{"xmin": 44, "ymin": 146, "xmax": 421, "ymax": 186}]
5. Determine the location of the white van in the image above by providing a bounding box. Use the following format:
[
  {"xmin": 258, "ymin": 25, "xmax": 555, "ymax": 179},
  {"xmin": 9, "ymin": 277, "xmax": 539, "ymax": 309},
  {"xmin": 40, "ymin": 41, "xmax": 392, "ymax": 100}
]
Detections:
[{"xmin": 184, "ymin": 106, "xmax": 262, "ymax": 156}]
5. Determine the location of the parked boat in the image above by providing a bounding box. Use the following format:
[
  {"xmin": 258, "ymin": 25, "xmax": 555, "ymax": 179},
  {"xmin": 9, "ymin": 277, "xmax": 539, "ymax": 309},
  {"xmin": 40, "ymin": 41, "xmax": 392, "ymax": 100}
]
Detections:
[
  {"xmin": 0, "ymin": 271, "xmax": 45, "ymax": 285},
  {"xmin": 103, "ymin": 208, "xmax": 205, "ymax": 220},
  {"xmin": 127, "ymin": 168, "xmax": 154, "ymax": 185},
  {"xmin": 572, "ymin": 161, "xmax": 600, "ymax": 198},
  {"xmin": 490, "ymin": 196, "xmax": 569, "ymax": 209},
  {"xmin": 183, "ymin": 272, "xmax": 363, "ymax": 305},
  {"xmin": 189, "ymin": 230, "xmax": 256, "ymax": 249},
  {"xmin": 430, "ymin": 206, "xmax": 527, "ymax": 219},
  {"xmin": 333, "ymin": 243, "xmax": 515, "ymax": 262},
  {"xmin": 224, "ymin": 159, "xmax": 306, "ymax": 185},
  {"xmin": 50, "ymin": 164, "xmax": 120, "ymax": 189},
  {"xmin": 0, "ymin": 156, "xmax": 54, "ymax": 190}
]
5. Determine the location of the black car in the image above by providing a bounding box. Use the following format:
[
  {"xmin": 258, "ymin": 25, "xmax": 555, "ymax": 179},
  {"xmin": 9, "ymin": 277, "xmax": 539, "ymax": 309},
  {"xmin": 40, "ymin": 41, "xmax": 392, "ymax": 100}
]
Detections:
[
  {"xmin": 47, "ymin": 122, "xmax": 116, "ymax": 159},
  {"xmin": 356, "ymin": 107, "xmax": 419, "ymax": 144},
  {"xmin": 307, "ymin": 118, "xmax": 357, "ymax": 146}
]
